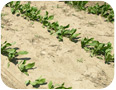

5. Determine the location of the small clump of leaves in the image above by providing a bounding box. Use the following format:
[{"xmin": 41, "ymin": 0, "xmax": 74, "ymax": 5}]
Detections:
[
  {"xmin": 65, "ymin": 1, "xmax": 88, "ymax": 11},
  {"xmin": 25, "ymin": 76, "xmax": 46, "ymax": 88},
  {"xmin": 18, "ymin": 60, "xmax": 35, "ymax": 76},
  {"xmin": 48, "ymin": 81, "xmax": 72, "ymax": 89},
  {"xmin": 1, "ymin": 41, "xmax": 28, "ymax": 67}
]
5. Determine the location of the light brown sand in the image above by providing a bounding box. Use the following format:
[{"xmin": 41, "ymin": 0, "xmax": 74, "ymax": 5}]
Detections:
[{"xmin": 1, "ymin": 1, "xmax": 114, "ymax": 89}]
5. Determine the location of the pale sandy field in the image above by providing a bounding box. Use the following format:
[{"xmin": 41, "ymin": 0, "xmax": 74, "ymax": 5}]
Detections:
[{"xmin": 1, "ymin": 1, "xmax": 114, "ymax": 89}]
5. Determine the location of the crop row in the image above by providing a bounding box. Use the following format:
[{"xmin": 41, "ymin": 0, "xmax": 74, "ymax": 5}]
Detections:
[
  {"xmin": 81, "ymin": 38, "xmax": 114, "ymax": 64},
  {"xmin": 6, "ymin": 1, "xmax": 81, "ymax": 42},
  {"xmin": 65, "ymin": 1, "xmax": 114, "ymax": 22}
]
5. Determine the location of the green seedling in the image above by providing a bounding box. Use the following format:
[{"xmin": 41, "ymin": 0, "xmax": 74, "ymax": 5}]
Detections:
[
  {"xmin": 31, "ymin": 76, "xmax": 46, "ymax": 87},
  {"xmin": 10, "ymin": 1, "xmax": 22, "ymax": 14},
  {"xmin": 106, "ymin": 9, "xmax": 114, "ymax": 22},
  {"xmin": 1, "ymin": 41, "xmax": 28, "ymax": 67},
  {"xmin": 65, "ymin": 1, "xmax": 88, "ymax": 11},
  {"xmin": 22, "ymin": 5, "xmax": 41, "ymax": 21},
  {"xmin": 88, "ymin": 3, "xmax": 101, "ymax": 15},
  {"xmin": 1, "ymin": 41, "xmax": 28, "ymax": 61},
  {"xmin": 101, "ymin": 3, "xmax": 111, "ymax": 17},
  {"xmin": 25, "ymin": 76, "xmax": 46, "ymax": 88},
  {"xmin": 6, "ymin": 1, "xmax": 14, "ymax": 7},
  {"xmin": 43, "ymin": 11, "xmax": 54, "ymax": 21},
  {"xmin": 105, "ymin": 52, "xmax": 114, "ymax": 64},
  {"xmin": 18, "ymin": 60, "xmax": 35, "ymax": 76},
  {"xmin": 69, "ymin": 29, "xmax": 81, "ymax": 41},
  {"xmin": 54, "ymin": 24, "xmax": 70, "ymax": 41},
  {"xmin": 81, "ymin": 37, "xmax": 94, "ymax": 49},
  {"xmin": 41, "ymin": 11, "xmax": 54, "ymax": 27},
  {"xmin": 48, "ymin": 81, "xmax": 72, "ymax": 89},
  {"xmin": 48, "ymin": 81, "xmax": 54, "ymax": 89}
]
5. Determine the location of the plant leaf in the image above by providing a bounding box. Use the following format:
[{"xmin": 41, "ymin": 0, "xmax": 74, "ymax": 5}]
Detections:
[
  {"xmin": 48, "ymin": 81, "xmax": 54, "ymax": 89},
  {"xmin": 36, "ymin": 78, "xmax": 46, "ymax": 84},
  {"xmin": 25, "ymin": 62, "xmax": 35, "ymax": 70},
  {"xmin": 7, "ymin": 62, "xmax": 10, "ymax": 68},
  {"xmin": 17, "ymin": 51, "xmax": 28, "ymax": 55},
  {"xmin": 23, "ymin": 71, "xmax": 29, "ymax": 76},
  {"xmin": 25, "ymin": 80, "xmax": 30, "ymax": 86},
  {"xmin": 6, "ymin": 48, "xmax": 16, "ymax": 53},
  {"xmin": 63, "ymin": 24, "xmax": 70, "ymax": 29},
  {"xmin": 18, "ymin": 64, "xmax": 25, "ymax": 71},
  {"xmin": 48, "ymin": 15, "xmax": 54, "ymax": 20},
  {"xmin": 31, "ymin": 81, "xmax": 38, "ymax": 86},
  {"xmin": 97, "ymin": 56, "xmax": 103, "ymax": 60}
]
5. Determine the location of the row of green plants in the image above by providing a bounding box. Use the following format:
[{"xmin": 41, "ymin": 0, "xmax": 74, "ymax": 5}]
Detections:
[
  {"xmin": 6, "ymin": 1, "xmax": 81, "ymax": 42},
  {"xmin": 65, "ymin": 1, "xmax": 88, "ymax": 11},
  {"xmin": 65, "ymin": 1, "xmax": 114, "ymax": 22},
  {"xmin": 25, "ymin": 79, "xmax": 72, "ymax": 89},
  {"xmin": 1, "ymin": 41, "xmax": 72, "ymax": 89},
  {"xmin": 5, "ymin": 1, "xmax": 114, "ymax": 64},
  {"xmin": 81, "ymin": 38, "xmax": 114, "ymax": 64}
]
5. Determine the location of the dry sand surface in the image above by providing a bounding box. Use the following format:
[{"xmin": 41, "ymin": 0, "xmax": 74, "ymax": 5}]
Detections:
[{"xmin": 1, "ymin": 1, "xmax": 114, "ymax": 89}]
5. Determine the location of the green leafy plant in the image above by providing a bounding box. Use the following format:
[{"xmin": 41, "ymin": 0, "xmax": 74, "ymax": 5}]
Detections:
[
  {"xmin": 48, "ymin": 81, "xmax": 72, "ymax": 89},
  {"xmin": 65, "ymin": 1, "xmax": 88, "ymax": 11},
  {"xmin": 81, "ymin": 37, "xmax": 94, "ymax": 49},
  {"xmin": 68, "ymin": 29, "xmax": 81, "ymax": 41},
  {"xmin": 106, "ymin": 9, "xmax": 114, "ymax": 22},
  {"xmin": 1, "ymin": 41, "xmax": 28, "ymax": 61},
  {"xmin": 105, "ymin": 49, "xmax": 114, "ymax": 63},
  {"xmin": 88, "ymin": 3, "xmax": 101, "ymax": 15},
  {"xmin": 25, "ymin": 76, "xmax": 46, "ymax": 88},
  {"xmin": 9, "ymin": 1, "xmax": 22, "ymax": 14},
  {"xmin": 41, "ymin": 11, "xmax": 54, "ymax": 27},
  {"xmin": 6, "ymin": 1, "xmax": 14, "ymax": 7},
  {"xmin": 18, "ymin": 60, "xmax": 35, "ymax": 76}
]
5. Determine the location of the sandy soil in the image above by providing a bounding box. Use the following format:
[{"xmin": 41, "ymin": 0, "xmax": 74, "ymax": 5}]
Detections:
[
  {"xmin": 1, "ymin": 1, "xmax": 114, "ymax": 89},
  {"xmin": 86, "ymin": 1, "xmax": 105, "ymax": 6}
]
